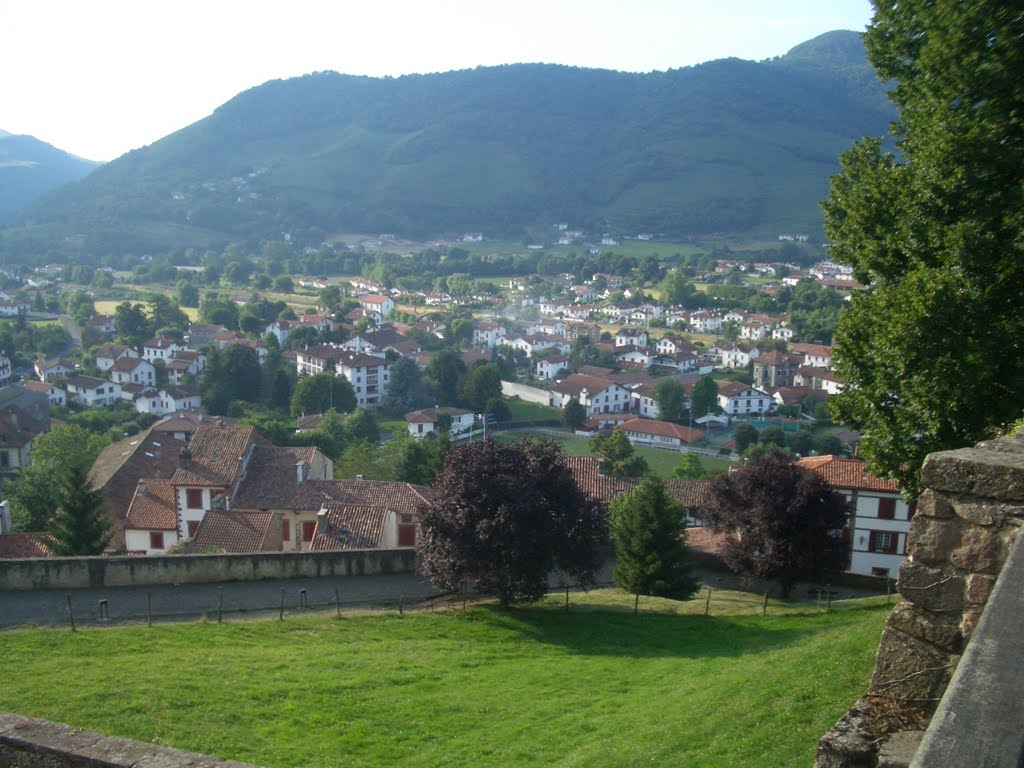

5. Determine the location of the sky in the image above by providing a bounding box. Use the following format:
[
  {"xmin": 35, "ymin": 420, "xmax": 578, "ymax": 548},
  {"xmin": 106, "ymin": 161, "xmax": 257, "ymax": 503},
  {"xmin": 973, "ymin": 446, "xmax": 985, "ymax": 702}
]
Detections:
[{"xmin": 0, "ymin": 0, "xmax": 874, "ymax": 162}]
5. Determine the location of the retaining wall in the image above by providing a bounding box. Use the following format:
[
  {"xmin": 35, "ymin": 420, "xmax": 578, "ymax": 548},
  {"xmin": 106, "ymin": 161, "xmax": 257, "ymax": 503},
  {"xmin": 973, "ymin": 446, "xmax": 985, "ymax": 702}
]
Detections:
[
  {"xmin": 814, "ymin": 434, "xmax": 1024, "ymax": 767},
  {"xmin": 0, "ymin": 548, "xmax": 417, "ymax": 591}
]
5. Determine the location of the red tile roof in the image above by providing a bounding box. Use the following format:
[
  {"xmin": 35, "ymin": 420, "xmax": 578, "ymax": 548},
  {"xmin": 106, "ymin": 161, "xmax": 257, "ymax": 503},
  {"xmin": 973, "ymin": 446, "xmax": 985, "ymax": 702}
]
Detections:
[
  {"xmin": 796, "ymin": 455, "xmax": 899, "ymax": 492},
  {"xmin": 171, "ymin": 426, "xmax": 266, "ymax": 487},
  {"xmin": 124, "ymin": 478, "xmax": 178, "ymax": 530},
  {"xmin": 552, "ymin": 374, "xmax": 618, "ymax": 399},
  {"xmin": 0, "ymin": 532, "xmax": 53, "ymax": 558},
  {"xmin": 309, "ymin": 505, "xmax": 389, "ymax": 550},
  {"xmin": 191, "ymin": 511, "xmax": 277, "ymax": 553},
  {"xmin": 620, "ymin": 419, "xmax": 704, "ymax": 444}
]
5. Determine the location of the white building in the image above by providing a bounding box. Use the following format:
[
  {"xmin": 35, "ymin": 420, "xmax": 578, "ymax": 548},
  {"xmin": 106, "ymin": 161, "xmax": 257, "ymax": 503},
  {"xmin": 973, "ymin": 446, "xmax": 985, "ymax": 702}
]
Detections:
[
  {"xmin": 66, "ymin": 375, "xmax": 121, "ymax": 407},
  {"xmin": 551, "ymin": 374, "xmax": 631, "ymax": 416},
  {"xmin": 109, "ymin": 357, "xmax": 157, "ymax": 387},
  {"xmin": 405, "ymin": 407, "xmax": 475, "ymax": 439},
  {"xmin": 716, "ymin": 381, "xmax": 774, "ymax": 416},
  {"xmin": 295, "ymin": 345, "xmax": 391, "ymax": 408}
]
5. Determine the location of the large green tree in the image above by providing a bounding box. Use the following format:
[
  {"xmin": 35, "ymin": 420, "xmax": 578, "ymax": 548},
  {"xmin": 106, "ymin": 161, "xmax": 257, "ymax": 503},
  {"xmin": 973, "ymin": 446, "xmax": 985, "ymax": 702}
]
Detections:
[
  {"xmin": 589, "ymin": 428, "xmax": 648, "ymax": 478},
  {"xmin": 823, "ymin": 1, "xmax": 1024, "ymax": 492},
  {"xmin": 653, "ymin": 379, "xmax": 687, "ymax": 423},
  {"xmin": 689, "ymin": 376, "xmax": 719, "ymax": 419},
  {"xmin": 49, "ymin": 463, "xmax": 111, "ymax": 556},
  {"xmin": 610, "ymin": 477, "xmax": 699, "ymax": 601}
]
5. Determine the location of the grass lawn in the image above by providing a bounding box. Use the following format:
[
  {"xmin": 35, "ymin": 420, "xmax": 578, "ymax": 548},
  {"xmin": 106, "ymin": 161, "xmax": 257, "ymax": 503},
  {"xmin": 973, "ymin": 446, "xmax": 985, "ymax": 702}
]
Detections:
[
  {"xmin": 0, "ymin": 590, "xmax": 888, "ymax": 768},
  {"xmin": 94, "ymin": 299, "xmax": 200, "ymax": 322},
  {"xmin": 497, "ymin": 429, "xmax": 736, "ymax": 479},
  {"xmin": 505, "ymin": 398, "xmax": 563, "ymax": 423}
]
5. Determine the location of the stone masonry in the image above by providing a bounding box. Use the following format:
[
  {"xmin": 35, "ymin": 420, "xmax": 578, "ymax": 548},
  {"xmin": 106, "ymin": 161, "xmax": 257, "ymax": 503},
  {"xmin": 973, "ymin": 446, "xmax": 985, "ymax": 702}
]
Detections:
[{"xmin": 814, "ymin": 434, "xmax": 1024, "ymax": 767}]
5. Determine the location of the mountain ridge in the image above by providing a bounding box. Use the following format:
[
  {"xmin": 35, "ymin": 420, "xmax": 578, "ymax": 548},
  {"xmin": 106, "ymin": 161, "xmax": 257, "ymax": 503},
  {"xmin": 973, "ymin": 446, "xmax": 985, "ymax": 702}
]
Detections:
[{"xmin": 6, "ymin": 30, "xmax": 891, "ymax": 260}]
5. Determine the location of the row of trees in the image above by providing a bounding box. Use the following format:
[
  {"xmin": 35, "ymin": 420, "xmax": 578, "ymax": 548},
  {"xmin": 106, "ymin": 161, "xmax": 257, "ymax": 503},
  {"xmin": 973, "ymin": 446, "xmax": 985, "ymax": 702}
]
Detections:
[{"xmin": 417, "ymin": 437, "xmax": 850, "ymax": 606}]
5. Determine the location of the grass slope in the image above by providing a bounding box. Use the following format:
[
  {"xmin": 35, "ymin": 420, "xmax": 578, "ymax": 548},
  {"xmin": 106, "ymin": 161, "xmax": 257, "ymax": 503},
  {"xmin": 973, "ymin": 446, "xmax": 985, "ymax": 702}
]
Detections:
[{"xmin": 0, "ymin": 592, "xmax": 888, "ymax": 768}]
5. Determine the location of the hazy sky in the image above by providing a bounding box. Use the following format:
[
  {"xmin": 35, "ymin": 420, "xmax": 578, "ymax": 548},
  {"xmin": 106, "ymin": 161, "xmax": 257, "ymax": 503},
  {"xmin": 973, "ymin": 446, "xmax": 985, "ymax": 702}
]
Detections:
[{"xmin": 1, "ymin": 0, "xmax": 874, "ymax": 162}]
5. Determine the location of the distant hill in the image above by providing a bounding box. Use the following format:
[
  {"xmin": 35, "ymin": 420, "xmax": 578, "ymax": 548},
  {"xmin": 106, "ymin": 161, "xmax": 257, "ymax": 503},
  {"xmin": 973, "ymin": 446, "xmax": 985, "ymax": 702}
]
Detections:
[
  {"xmin": 6, "ymin": 30, "xmax": 892, "ymax": 259},
  {"xmin": 0, "ymin": 131, "xmax": 100, "ymax": 223}
]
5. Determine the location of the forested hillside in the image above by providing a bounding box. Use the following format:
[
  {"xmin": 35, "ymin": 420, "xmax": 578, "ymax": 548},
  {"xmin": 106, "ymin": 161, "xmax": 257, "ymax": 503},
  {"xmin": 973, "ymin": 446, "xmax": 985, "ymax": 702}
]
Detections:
[{"xmin": 5, "ymin": 30, "xmax": 891, "ymax": 260}]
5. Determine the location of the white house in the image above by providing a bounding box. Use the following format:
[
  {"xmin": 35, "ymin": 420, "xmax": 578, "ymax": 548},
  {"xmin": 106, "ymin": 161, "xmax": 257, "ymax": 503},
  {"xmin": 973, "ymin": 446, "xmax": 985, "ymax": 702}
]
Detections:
[
  {"xmin": 143, "ymin": 337, "xmax": 187, "ymax": 362},
  {"xmin": 792, "ymin": 343, "xmax": 833, "ymax": 370},
  {"xmin": 689, "ymin": 311, "xmax": 723, "ymax": 334},
  {"xmin": 109, "ymin": 357, "xmax": 157, "ymax": 387},
  {"xmin": 619, "ymin": 419, "xmax": 704, "ymax": 450},
  {"xmin": 797, "ymin": 455, "xmax": 915, "ymax": 578},
  {"xmin": 405, "ymin": 407, "xmax": 475, "ymax": 439},
  {"xmin": 716, "ymin": 381, "xmax": 774, "ymax": 416},
  {"xmin": 473, "ymin": 321, "xmax": 507, "ymax": 348},
  {"xmin": 360, "ymin": 294, "xmax": 395, "ymax": 318},
  {"xmin": 535, "ymin": 355, "xmax": 569, "ymax": 381},
  {"xmin": 66, "ymin": 375, "xmax": 121, "ymax": 407},
  {"xmin": 615, "ymin": 329, "xmax": 648, "ymax": 347},
  {"xmin": 0, "ymin": 354, "xmax": 10, "ymax": 386},
  {"xmin": 721, "ymin": 344, "xmax": 760, "ymax": 369},
  {"xmin": 551, "ymin": 374, "xmax": 631, "ymax": 416},
  {"xmin": 21, "ymin": 380, "xmax": 66, "ymax": 407},
  {"xmin": 34, "ymin": 358, "xmax": 73, "ymax": 382},
  {"xmin": 95, "ymin": 343, "xmax": 139, "ymax": 372}
]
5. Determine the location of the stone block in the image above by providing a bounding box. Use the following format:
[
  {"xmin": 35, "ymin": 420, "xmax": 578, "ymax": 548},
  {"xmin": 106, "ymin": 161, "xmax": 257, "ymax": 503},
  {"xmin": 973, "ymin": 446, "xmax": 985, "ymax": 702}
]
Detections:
[
  {"xmin": 869, "ymin": 627, "xmax": 957, "ymax": 702},
  {"xmin": 814, "ymin": 699, "xmax": 879, "ymax": 768},
  {"xmin": 922, "ymin": 443, "xmax": 1024, "ymax": 501},
  {"xmin": 885, "ymin": 602, "xmax": 962, "ymax": 653},
  {"xmin": 907, "ymin": 516, "xmax": 961, "ymax": 565},
  {"xmin": 965, "ymin": 573, "xmax": 995, "ymax": 606},
  {"xmin": 897, "ymin": 561, "xmax": 965, "ymax": 613},
  {"xmin": 915, "ymin": 489, "xmax": 954, "ymax": 519},
  {"xmin": 960, "ymin": 609, "xmax": 983, "ymax": 642},
  {"xmin": 949, "ymin": 527, "xmax": 999, "ymax": 574},
  {"xmin": 952, "ymin": 498, "xmax": 1024, "ymax": 526},
  {"xmin": 877, "ymin": 730, "xmax": 924, "ymax": 768}
]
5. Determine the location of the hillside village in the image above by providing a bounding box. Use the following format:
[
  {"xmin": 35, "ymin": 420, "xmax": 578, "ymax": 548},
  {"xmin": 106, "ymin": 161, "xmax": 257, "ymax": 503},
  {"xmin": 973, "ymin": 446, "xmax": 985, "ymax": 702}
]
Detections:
[{"xmin": 0, "ymin": 242, "xmax": 913, "ymax": 580}]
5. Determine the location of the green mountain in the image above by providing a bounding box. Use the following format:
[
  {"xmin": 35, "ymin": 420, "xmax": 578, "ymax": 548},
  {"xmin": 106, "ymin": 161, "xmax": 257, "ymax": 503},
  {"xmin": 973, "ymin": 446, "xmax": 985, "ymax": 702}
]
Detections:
[
  {"xmin": 7, "ymin": 30, "xmax": 891, "ymax": 259},
  {"xmin": 0, "ymin": 131, "xmax": 101, "ymax": 223}
]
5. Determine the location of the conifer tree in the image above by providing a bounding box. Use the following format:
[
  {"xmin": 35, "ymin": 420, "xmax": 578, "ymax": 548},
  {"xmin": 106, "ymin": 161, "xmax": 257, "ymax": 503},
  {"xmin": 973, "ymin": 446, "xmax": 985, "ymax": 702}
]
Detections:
[{"xmin": 49, "ymin": 463, "xmax": 111, "ymax": 556}]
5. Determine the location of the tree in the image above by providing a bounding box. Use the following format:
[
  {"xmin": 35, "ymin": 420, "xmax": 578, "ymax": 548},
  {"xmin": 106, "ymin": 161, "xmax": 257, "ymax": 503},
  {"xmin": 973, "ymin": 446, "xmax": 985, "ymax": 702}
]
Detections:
[
  {"xmin": 589, "ymin": 428, "xmax": 648, "ymax": 478},
  {"xmin": 673, "ymin": 452, "xmax": 705, "ymax": 480},
  {"xmin": 176, "ymin": 280, "xmax": 199, "ymax": 308},
  {"xmin": 223, "ymin": 344, "xmax": 262, "ymax": 404},
  {"xmin": 417, "ymin": 439, "xmax": 606, "ymax": 607},
  {"xmin": 423, "ymin": 348, "xmax": 466, "ymax": 407},
  {"xmin": 291, "ymin": 372, "xmax": 356, "ymax": 416},
  {"xmin": 462, "ymin": 363, "xmax": 503, "ymax": 412},
  {"xmin": 4, "ymin": 424, "xmax": 107, "ymax": 533},
  {"xmin": 563, "ymin": 397, "xmax": 587, "ymax": 430},
  {"xmin": 653, "ymin": 379, "xmax": 687, "ymax": 423},
  {"xmin": 610, "ymin": 477, "xmax": 699, "ymax": 600},
  {"xmin": 49, "ymin": 463, "xmax": 111, "ymax": 556},
  {"xmin": 823, "ymin": 1, "xmax": 1024, "ymax": 492},
  {"xmin": 702, "ymin": 451, "xmax": 850, "ymax": 597},
  {"xmin": 273, "ymin": 276, "xmax": 294, "ymax": 294},
  {"xmin": 113, "ymin": 301, "xmax": 151, "ymax": 347},
  {"xmin": 689, "ymin": 376, "xmax": 719, "ymax": 419},
  {"xmin": 733, "ymin": 422, "xmax": 759, "ymax": 454}
]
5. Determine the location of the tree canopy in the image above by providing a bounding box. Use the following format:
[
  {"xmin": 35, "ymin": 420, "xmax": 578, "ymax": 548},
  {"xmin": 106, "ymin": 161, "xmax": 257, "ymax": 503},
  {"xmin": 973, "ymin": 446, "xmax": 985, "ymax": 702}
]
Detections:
[
  {"xmin": 610, "ymin": 477, "xmax": 699, "ymax": 601},
  {"xmin": 702, "ymin": 451, "xmax": 849, "ymax": 596},
  {"xmin": 417, "ymin": 439, "xmax": 606, "ymax": 607},
  {"xmin": 589, "ymin": 428, "xmax": 648, "ymax": 478},
  {"xmin": 823, "ymin": 0, "xmax": 1024, "ymax": 492}
]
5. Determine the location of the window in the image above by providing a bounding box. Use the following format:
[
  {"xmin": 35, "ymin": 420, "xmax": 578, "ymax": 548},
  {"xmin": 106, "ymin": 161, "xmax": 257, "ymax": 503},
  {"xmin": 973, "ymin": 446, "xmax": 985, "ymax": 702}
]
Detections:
[
  {"xmin": 302, "ymin": 521, "xmax": 316, "ymax": 542},
  {"xmin": 187, "ymin": 520, "xmax": 200, "ymax": 538},
  {"xmin": 869, "ymin": 531, "xmax": 897, "ymax": 554},
  {"xmin": 281, "ymin": 519, "xmax": 291, "ymax": 541},
  {"xmin": 878, "ymin": 498, "xmax": 896, "ymax": 520},
  {"xmin": 186, "ymin": 489, "xmax": 203, "ymax": 509},
  {"xmin": 398, "ymin": 525, "xmax": 416, "ymax": 547},
  {"xmin": 149, "ymin": 531, "xmax": 164, "ymax": 550}
]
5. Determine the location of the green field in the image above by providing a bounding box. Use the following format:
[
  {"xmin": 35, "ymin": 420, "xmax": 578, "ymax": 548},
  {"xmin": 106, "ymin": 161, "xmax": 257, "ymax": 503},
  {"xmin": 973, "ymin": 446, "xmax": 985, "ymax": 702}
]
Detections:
[
  {"xmin": 498, "ymin": 429, "xmax": 736, "ymax": 479},
  {"xmin": 0, "ymin": 590, "xmax": 888, "ymax": 768}
]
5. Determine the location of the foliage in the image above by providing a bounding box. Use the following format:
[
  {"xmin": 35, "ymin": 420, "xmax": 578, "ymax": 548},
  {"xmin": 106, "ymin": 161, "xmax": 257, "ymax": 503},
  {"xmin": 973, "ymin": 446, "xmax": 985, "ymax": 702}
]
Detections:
[
  {"xmin": 703, "ymin": 451, "xmax": 850, "ymax": 596},
  {"xmin": 48, "ymin": 463, "xmax": 111, "ymax": 556},
  {"xmin": 689, "ymin": 376, "xmax": 720, "ymax": 419},
  {"xmin": 610, "ymin": 477, "xmax": 699, "ymax": 600},
  {"xmin": 653, "ymin": 379, "xmax": 687, "ymax": 423},
  {"xmin": 823, "ymin": 1, "xmax": 1024, "ymax": 492},
  {"xmin": 562, "ymin": 397, "xmax": 587, "ymax": 430},
  {"xmin": 113, "ymin": 301, "xmax": 151, "ymax": 347},
  {"xmin": 423, "ymin": 348, "xmax": 466, "ymax": 407},
  {"xmin": 380, "ymin": 356, "xmax": 431, "ymax": 417},
  {"xmin": 290, "ymin": 372, "xmax": 356, "ymax": 417},
  {"xmin": 461, "ymin": 363, "xmax": 503, "ymax": 413},
  {"xmin": 733, "ymin": 422, "xmax": 760, "ymax": 454},
  {"xmin": 4, "ymin": 424, "xmax": 108, "ymax": 533},
  {"xmin": 418, "ymin": 439, "xmax": 606, "ymax": 606},
  {"xmin": 673, "ymin": 452, "xmax": 706, "ymax": 480},
  {"xmin": 589, "ymin": 428, "xmax": 649, "ymax": 478}
]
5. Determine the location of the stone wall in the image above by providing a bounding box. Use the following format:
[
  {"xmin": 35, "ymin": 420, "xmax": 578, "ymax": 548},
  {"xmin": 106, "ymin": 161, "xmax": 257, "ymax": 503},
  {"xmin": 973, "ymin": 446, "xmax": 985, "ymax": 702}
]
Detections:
[
  {"xmin": 815, "ymin": 434, "xmax": 1024, "ymax": 767},
  {"xmin": 501, "ymin": 380, "xmax": 552, "ymax": 406},
  {"xmin": 0, "ymin": 711, "xmax": 262, "ymax": 767},
  {"xmin": 0, "ymin": 548, "xmax": 417, "ymax": 591}
]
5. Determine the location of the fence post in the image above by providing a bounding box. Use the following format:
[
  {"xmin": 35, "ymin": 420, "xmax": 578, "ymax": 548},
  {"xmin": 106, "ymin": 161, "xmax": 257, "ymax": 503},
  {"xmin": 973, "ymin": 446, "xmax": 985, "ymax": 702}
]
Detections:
[
  {"xmin": 66, "ymin": 594, "xmax": 76, "ymax": 632},
  {"xmin": 218, "ymin": 587, "xmax": 224, "ymax": 623},
  {"xmin": 886, "ymin": 578, "xmax": 892, "ymax": 604},
  {"xmin": 704, "ymin": 588, "xmax": 712, "ymax": 616},
  {"xmin": 762, "ymin": 591, "xmax": 769, "ymax": 617},
  {"xmin": 826, "ymin": 584, "xmax": 832, "ymax": 613},
  {"xmin": 634, "ymin": 593, "xmax": 640, "ymax": 615},
  {"xmin": 279, "ymin": 587, "xmax": 286, "ymax": 621},
  {"xmin": 334, "ymin": 587, "xmax": 341, "ymax": 618},
  {"xmin": 565, "ymin": 584, "xmax": 570, "ymax": 613},
  {"xmin": 299, "ymin": 588, "xmax": 308, "ymax": 609},
  {"xmin": 399, "ymin": 595, "xmax": 404, "ymax": 616},
  {"xmin": 147, "ymin": 592, "xmax": 152, "ymax": 627}
]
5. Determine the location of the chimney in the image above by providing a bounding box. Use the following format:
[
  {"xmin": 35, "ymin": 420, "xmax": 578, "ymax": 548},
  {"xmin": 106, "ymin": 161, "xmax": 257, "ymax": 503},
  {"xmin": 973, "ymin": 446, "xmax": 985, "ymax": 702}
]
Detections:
[
  {"xmin": 296, "ymin": 461, "xmax": 308, "ymax": 484},
  {"xmin": 137, "ymin": 480, "xmax": 147, "ymax": 496},
  {"xmin": 179, "ymin": 446, "xmax": 192, "ymax": 470},
  {"xmin": 355, "ymin": 474, "xmax": 363, "ymax": 481},
  {"xmin": 316, "ymin": 508, "xmax": 330, "ymax": 536}
]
